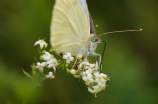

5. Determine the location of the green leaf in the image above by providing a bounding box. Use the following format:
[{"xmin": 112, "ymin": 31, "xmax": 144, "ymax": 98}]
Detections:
[
  {"xmin": 34, "ymin": 57, "xmax": 38, "ymax": 62},
  {"xmin": 31, "ymin": 63, "xmax": 37, "ymax": 77},
  {"xmin": 22, "ymin": 69, "xmax": 33, "ymax": 79},
  {"xmin": 31, "ymin": 63, "xmax": 36, "ymax": 70}
]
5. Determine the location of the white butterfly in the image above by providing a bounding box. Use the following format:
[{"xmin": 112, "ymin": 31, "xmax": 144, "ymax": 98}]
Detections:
[{"xmin": 50, "ymin": 0, "xmax": 142, "ymax": 71}]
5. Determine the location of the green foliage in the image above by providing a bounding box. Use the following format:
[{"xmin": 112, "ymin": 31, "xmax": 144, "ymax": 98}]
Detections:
[
  {"xmin": 31, "ymin": 63, "xmax": 37, "ymax": 77},
  {"xmin": 22, "ymin": 69, "xmax": 33, "ymax": 79}
]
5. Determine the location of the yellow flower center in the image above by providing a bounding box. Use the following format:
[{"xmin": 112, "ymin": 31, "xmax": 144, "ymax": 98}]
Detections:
[{"xmin": 67, "ymin": 56, "xmax": 70, "ymax": 60}]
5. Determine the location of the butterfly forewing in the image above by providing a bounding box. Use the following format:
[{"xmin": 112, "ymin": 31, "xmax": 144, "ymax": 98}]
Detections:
[{"xmin": 51, "ymin": 0, "xmax": 90, "ymax": 55}]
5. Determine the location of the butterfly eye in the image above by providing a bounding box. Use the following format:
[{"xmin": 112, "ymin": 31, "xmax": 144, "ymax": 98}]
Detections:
[{"xmin": 91, "ymin": 36, "xmax": 96, "ymax": 42}]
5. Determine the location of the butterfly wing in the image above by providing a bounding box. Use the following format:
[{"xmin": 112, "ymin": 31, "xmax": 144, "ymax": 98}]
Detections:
[
  {"xmin": 80, "ymin": 0, "xmax": 90, "ymax": 26},
  {"xmin": 89, "ymin": 11, "xmax": 96, "ymax": 34},
  {"xmin": 50, "ymin": 0, "xmax": 90, "ymax": 55}
]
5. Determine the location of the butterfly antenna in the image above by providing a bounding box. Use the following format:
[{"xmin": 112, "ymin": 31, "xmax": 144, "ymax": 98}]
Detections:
[
  {"xmin": 96, "ymin": 24, "xmax": 99, "ymax": 35},
  {"xmin": 99, "ymin": 28, "xmax": 142, "ymax": 36}
]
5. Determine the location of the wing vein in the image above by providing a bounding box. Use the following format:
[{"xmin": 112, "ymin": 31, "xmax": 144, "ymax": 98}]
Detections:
[{"xmin": 54, "ymin": 6, "xmax": 79, "ymax": 38}]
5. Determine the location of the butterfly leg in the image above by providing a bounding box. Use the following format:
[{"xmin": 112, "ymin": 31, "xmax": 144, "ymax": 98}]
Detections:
[
  {"xmin": 91, "ymin": 52, "xmax": 103, "ymax": 73},
  {"xmin": 86, "ymin": 51, "xmax": 90, "ymax": 62},
  {"xmin": 70, "ymin": 48, "xmax": 80, "ymax": 70},
  {"xmin": 70, "ymin": 58, "xmax": 78, "ymax": 70}
]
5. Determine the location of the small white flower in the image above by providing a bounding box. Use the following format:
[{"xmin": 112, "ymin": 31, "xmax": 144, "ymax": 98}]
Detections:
[
  {"xmin": 94, "ymin": 72, "xmax": 105, "ymax": 83},
  {"xmin": 83, "ymin": 77, "xmax": 93, "ymax": 86},
  {"xmin": 97, "ymin": 82, "xmax": 105, "ymax": 91},
  {"xmin": 93, "ymin": 85, "xmax": 100, "ymax": 92},
  {"xmin": 82, "ymin": 70, "xmax": 91, "ymax": 77},
  {"xmin": 88, "ymin": 87, "xmax": 98, "ymax": 94},
  {"xmin": 100, "ymin": 73, "xmax": 108, "ymax": 81},
  {"xmin": 47, "ymin": 58, "xmax": 58, "ymax": 72},
  {"xmin": 91, "ymin": 61, "xmax": 99, "ymax": 73},
  {"xmin": 36, "ymin": 62, "xmax": 46, "ymax": 73},
  {"xmin": 34, "ymin": 39, "xmax": 47, "ymax": 49},
  {"xmin": 63, "ymin": 53, "xmax": 74, "ymax": 63},
  {"xmin": 82, "ymin": 61, "xmax": 89, "ymax": 69},
  {"xmin": 82, "ymin": 61, "xmax": 95, "ymax": 72},
  {"xmin": 88, "ymin": 87, "xmax": 95, "ymax": 93},
  {"xmin": 46, "ymin": 72, "xmax": 55, "ymax": 79},
  {"xmin": 42, "ymin": 52, "xmax": 54, "ymax": 61},
  {"xmin": 102, "ymin": 83, "xmax": 107, "ymax": 90},
  {"xmin": 85, "ymin": 63, "xmax": 95, "ymax": 70},
  {"xmin": 78, "ymin": 63, "xmax": 83, "ymax": 70},
  {"xmin": 82, "ymin": 73, "xmax": 93, "ymax": 86}
]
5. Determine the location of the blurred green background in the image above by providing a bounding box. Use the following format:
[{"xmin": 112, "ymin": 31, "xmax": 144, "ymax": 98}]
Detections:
[{"xmin": 0, "ymin": 0, "xmax": 158, "ymax": 104}]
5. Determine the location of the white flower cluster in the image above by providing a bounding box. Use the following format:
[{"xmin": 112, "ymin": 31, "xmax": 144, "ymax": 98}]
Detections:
[
  {"xmin": 81, "ymin": 61, "xmax": 108, "ymax": 96},
  {"xmin": 32, "ymin": 40, "xmax": 109, "ymax": 96},
  {"xmin": 63, "ymin": 53, "xmax": 109, "ymax": 96},
  {"xmin": 34, "ymin": 40, "xmax": 57, "ymax": 79}
]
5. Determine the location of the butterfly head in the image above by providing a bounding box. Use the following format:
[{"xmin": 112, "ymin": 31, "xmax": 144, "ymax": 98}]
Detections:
[{"xmin": 90, "ymin": 34, "xmax": 102, "ymax": 44}]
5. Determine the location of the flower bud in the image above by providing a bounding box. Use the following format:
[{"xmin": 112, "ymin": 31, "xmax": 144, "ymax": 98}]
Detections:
[
  {"xmin": 75, "ymin": 62, "xmax": 79, "ymax": 69},
  {"xmin": 66, "ymin": 69, "xmax": 70, "ymax": 73},
  {"xmin": 93, "ymin": 61, "xmax": 96, "ymax": 64},
  {"xmin": 39, "ymin": 56, "xmax": 43, "ymax": 60},
  {"xmin": 70, "ymin": 69, "xmax": 76, "ymax": 74},
  {"xmin": 42, "ymin": 50, "xmax": 46, "ymax": 54},
  {"xmin": 65, "ymin": 64, "xmax": 68, "ymax": 68},
  {"xmin": 77, "ymin": 54, "xmax": 82, "ymax": 59},
  {"xmin": 49, "ymin": 48, "xmax": 53, "ymax": 52},
  {"xmin": 60, "ymin": 52, "xmax": 65, "ymax": 56}
]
